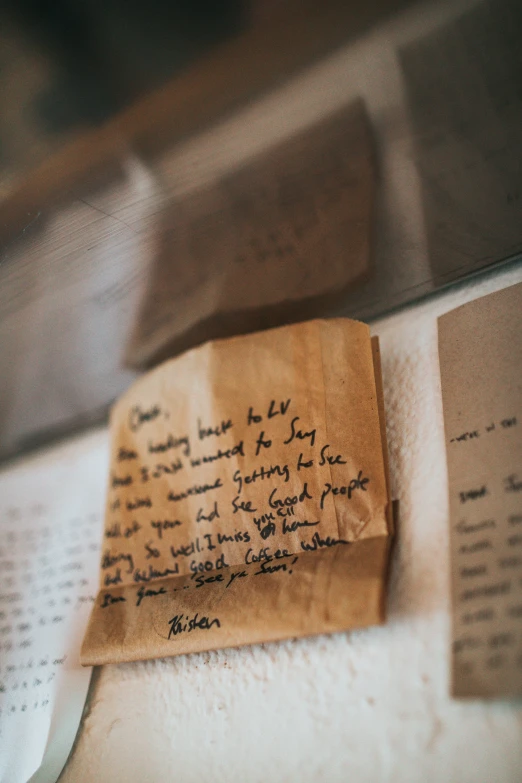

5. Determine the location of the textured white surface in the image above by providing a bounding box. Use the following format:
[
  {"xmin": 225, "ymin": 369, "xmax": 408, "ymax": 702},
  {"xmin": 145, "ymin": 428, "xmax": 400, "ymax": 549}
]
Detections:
[{"xmin": 58, "ymin": 262, "xmax": 522, "ymax": 783}]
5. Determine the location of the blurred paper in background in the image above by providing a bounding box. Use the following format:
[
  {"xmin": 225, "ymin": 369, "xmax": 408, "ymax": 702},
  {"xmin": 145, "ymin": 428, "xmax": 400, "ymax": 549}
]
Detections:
[{"xmin": 0, "ymin": 0, "xmax": 520, "ymax": 464}]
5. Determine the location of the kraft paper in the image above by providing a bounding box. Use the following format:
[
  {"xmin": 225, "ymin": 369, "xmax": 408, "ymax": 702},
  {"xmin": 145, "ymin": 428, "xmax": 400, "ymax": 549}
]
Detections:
[{"xmin": 81, "ymin": 318, "xmax": 392, "ymax": 664}]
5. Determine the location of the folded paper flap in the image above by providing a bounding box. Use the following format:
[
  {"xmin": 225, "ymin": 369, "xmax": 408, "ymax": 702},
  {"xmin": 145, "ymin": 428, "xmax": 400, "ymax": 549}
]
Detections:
[
  {"xmin": 81, "ymin": 536, "xmax": 391, "ymax": 666},
  {"xmin": 83, "ymin": 317, "xmax": 391, "ymax": 664}
]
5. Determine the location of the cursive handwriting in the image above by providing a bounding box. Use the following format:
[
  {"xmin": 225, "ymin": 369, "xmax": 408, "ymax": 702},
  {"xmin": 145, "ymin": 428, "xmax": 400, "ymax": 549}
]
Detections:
[
  {"xmin": 168, "ymin": 477, "xmax": 223, "ymax": 503},
  {"xmin": 148, "ymin": 433, "xmax": 190, "ymax": 457},
  {"xmin": 101, "ymin": 551, "xmax": 134, "ymax": 573},
  {"xmin": 300, "ymin": 532, "xmax": 349, "ymax": 551},
  {"xmin": 320, "ymin": 472, "xmax": 370, "ymax": 509},
  {"xmin": 100, "ymin": 592, "xmax": 126, "ymax": 608},
  {"xmin": 136, "ymin": 585, "xmax": 167, "ymax": 607},
  {"xmin": 283, "ymin": 416, "xmax": 316, "ymax": 447},
  {"xmin": 129, "ymin": 404, "xmax": 162, "ymax": 432},
  {"xmin": 233, "ymin": 463, "xmax": 289, "ymax": 495},
  {"xmin": 168, "ymin": 613, "xmax": 221, "ymax": 638},
  {"xmin": 198, "ymin": 418, "xmax": 233, "ymax": 440}
]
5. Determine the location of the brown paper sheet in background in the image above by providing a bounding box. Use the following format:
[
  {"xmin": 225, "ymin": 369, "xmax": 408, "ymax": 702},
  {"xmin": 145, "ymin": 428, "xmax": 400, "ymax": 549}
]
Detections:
[
  {"xmin": 124, "ymin": 101, "xmax": 375, "ymax": 370},
  {"xmin": 439, "ymin": 282, "xmax": 522, "ymax": 698},
  {"xmin": 81, "ymin": 319, "xmax": 392, "ymax": 665}
]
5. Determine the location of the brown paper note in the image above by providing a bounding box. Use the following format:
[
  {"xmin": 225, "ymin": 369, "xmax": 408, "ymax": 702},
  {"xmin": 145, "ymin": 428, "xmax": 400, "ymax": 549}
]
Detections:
[
  {"xmin": 125, "ymin": 101, "xmax": 374, "ymax": 370},
  {"xmin": 81, "ymin": 319, "xmax": 392, "ymax": 665},
  {"xmin": 439, "ymin": 282, "xmax": 522, "ymax": 698}
]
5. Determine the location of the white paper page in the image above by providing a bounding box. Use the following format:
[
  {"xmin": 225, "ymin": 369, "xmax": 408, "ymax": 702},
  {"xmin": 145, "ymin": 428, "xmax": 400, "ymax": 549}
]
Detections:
[{"xmin": 0, "ymin": 429, "xmax": 108, "ymax": 783}]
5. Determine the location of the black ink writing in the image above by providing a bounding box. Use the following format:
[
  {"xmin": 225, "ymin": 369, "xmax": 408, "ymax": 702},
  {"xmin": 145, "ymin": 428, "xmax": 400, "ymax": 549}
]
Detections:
[
  {"xmin": 456, "ymin": 519, "xmax": 495, "ymax": 535},
  {"xmin": 253, "ymin": 513, "xmax": 276, "ymax": 540},
  {"xmin": 226, "ymin": 570, "xmax": 248, "ymax": 588},
  {"xmin": 461, "ymin": 581, "xmax": 511, "ymax": 601},
  {"xmin": 459, "ymin": 540, "xmax": 492, "ymax": 554},
  {"xmin": 191, "ymin": 441, "xmax": 244, "ymax": 466},
  {"xmin": 168, "ymin": 477, "xmax": 223, "ymax": 503},
  {"xmin": 320, "ymin": 472, "xmax": 370, "ymax": 509},
  {"xmin": 300, "ymin": 532, "xmax": 349, "ymax": 551},
  {"xmin": 297, "ymin": 453, "xmax": 313, "ymax": 471},
  {"xmin": 450, "ymin": 431, "xmax": 480, "ymax": 443},
  {"xmin": 232, "ymin": 497, "xmax": 257, "ymax": 514},
  {"xmin": 282, "ymin": 518, "xmax": 319, "ymax": 534},
  {"xmin": 268, "ymin": 398, "xmax": 291, "ymax": 419},
  {"xmin": 255, "ymin": 431, "xmax": 272, "ymax": 456},
  {"xmin": 117, "ymin": 447, "xmax": 138, "ymax": 461},
  {"xmin": 168, "ymin": 613, "xmax": 221, "ymax": 638},
  {"xmin": 189, "ymin": 554, "xmax": 228, "ymax": 574},
  {"xmin": 145, "ymin": 541, "xmax": 160, "ymax": 559},
  {"xmin": 318, "ymin": 444, "xmax": 346, "ymax": 466},
  {"xmin": 198, "ymin": 418, "xmax": 233, "ymax": 440},
  {"xmin": 233, "ymin": 463, "xmax": 289, "ymax": 495},
  {"xmin": 104, "ymin": 569, "xmax": 122, "ymax": 586},
  {"xmin": 193, "ymin": 572, "xmax": 225, "ymax": 587},
  {"xmin": 100, "ymin": 593, "xmax": 126, "ymax": 609},
  {"xmin": 105, "ymin": 521, "xmax": 141, "ymax": 539},
  {"xmin": 459, "ymin": 486, "xmax": 488, "ymax": 504},
  {"xmin": 150, "ymin": 519, "xmax": 183, "ymax": 539},
  {"xmin": 269, "ymin": 483, "xmax": 312, "ymax": 511},
  {"xmin": 283, "ymin": 416, "xmax": 316, "ymax": 447},
  {"xmin": 133, "ymin": 565, "xmax": 180, "ymax": 583},
  {"xmin": 152, "ymin": 460, "xmax": 183, "ymax": 478},
  {"xmin": 148, "ymin": 433, "xmax": 190, "ymax": 457},
  {"xmin": 136, "ymin": 585, "xmax": 167, "ymax": 607},
  {"xmin": 101, "ymin": 551, "xmax": 134, "ymax": 573},
  {"xmin": 126, "ymin": 496, "xmax": 152, "ymax": 511},
  {"xmin": 245, "ymin": 547, "xmax": 290, "ymax": 564},
  {"xmin": 111, "ymin": 473, "xmax": 132, "ymax": 488},
  {"xmin": 216, "ymin": 530, "xmax": 251, "ymax": 545},
  {"xmin": 460, "ymin": 564, "xmax": 487, "ymax": 578},
  {"xmin": 248, "ymin": 407, "xmax": 262, "ymax": 425},
  {"xmin": 129, "ymin": 404, "xmax": 162, "ymax": 432},
  {"xmin": 196, "ymin": 503, "xmax": 220, "ymax": 523}
]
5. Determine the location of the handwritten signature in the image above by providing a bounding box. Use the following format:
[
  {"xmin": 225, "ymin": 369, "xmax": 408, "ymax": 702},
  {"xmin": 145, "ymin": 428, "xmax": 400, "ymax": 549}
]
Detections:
[{"xmin": 167, "ymin": 613, "xmax": 221, "ymax": 638}]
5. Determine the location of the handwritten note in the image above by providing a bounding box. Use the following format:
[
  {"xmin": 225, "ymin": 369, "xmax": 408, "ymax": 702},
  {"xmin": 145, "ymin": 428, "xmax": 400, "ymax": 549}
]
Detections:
[
  {"xmin": 81, "ymin": 319, "xmax": 392, "ymax": 665},
  {"xmin": 439, "ymin": 282, "xmax": 522, "ymax": 698},
  {"xmin": 0, "ymin": 431, "xmax": 105, "ymax": 783}
]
